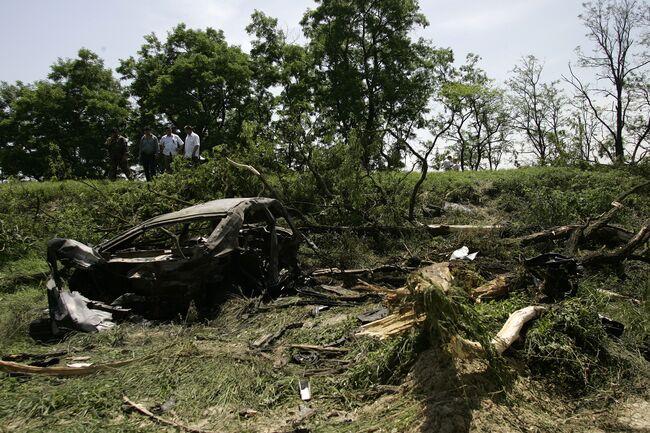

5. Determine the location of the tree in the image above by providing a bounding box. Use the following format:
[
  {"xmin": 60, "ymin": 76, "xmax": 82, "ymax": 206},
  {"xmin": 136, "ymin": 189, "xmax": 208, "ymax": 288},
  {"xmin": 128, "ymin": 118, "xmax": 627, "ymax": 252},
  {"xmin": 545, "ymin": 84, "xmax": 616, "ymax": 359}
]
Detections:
[
  {"xmin": 0, "ymin": 49, "xmax": 130, "ymax": 179},
  {"xmin": 445, "ymin": 54, "xmax": 510, "ymax": 170},
  {"xmin": 508, "ymin": 55, "xmax": 566, "ymax": 165},
  {"xmin": 301, "ymin": 0, "xmax": 435, "ymax": 170},
  {"xmin": 565, "ymin": 0, "xmax": 650, "ymax": 163},
  {"xmin": 118, "ymin": 25, "xmax": 253, "ymax": 152}
]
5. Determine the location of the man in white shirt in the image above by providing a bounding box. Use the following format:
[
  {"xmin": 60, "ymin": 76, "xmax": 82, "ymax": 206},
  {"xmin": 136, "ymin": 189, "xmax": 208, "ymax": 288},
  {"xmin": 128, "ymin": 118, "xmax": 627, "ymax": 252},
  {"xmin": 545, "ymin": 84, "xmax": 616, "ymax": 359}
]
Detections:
[
  {"xmin": 159, "ymin": 126, "xmax": 183, "ymax": 173},
  {"xmin": 183, "ymin": 125, "xmax": 200, "ymax": 163}
]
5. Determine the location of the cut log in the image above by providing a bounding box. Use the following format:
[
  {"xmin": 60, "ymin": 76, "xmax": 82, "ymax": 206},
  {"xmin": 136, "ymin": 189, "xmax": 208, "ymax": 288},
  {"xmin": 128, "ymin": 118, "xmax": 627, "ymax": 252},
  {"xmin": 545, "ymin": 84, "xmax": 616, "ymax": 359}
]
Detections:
[{"xmin": 491, "ymin": 306, "xmax": 546, "ymax": 354}]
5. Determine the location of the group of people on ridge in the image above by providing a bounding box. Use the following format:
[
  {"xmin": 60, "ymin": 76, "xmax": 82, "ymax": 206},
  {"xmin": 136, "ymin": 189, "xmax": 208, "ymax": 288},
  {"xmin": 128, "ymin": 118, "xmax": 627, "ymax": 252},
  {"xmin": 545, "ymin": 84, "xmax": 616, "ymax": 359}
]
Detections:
[
  {"xmin": 105, "ymin": 125, "xmax": 201, "ymax": 181},
  {"xmin": 441, "ymin": 155, "xmax": 461, "ymax": 171}
]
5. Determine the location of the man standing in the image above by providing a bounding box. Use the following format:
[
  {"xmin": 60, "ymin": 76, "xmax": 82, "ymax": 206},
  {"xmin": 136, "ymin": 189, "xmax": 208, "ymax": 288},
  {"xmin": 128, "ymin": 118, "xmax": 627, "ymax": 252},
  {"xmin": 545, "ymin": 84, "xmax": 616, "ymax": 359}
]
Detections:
[
  {"xmin": 441, "ymin": 155, "xmax": 454, "ymax": 171},
  {"xmin": 159, "ymin": 126, "xmax": 183, "ymax": 173},
  {"xmin": 139, "ymin": 127, "xmax": 159, "ymax": 182},
  {"xmin": 105, "ymin": 129, "xmax": 131, "ymax": 180},
  {"xmin": 183, "ymin": 125, "xmax": 200, "ymax": 163}
]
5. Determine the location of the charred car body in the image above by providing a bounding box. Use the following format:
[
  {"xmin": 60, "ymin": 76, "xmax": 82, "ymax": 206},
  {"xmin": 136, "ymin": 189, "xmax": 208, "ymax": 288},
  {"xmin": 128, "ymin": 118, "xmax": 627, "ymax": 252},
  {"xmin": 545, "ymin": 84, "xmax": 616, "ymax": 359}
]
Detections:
[{"xmin": 42, "ymin": 198, "xmax": 300, "ymax": 335}]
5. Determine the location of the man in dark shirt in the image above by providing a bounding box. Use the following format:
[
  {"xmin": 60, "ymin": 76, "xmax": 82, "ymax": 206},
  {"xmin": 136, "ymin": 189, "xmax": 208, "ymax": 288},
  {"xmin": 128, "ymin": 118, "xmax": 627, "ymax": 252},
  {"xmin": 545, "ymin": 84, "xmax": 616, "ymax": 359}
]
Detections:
[
  {"xmin": 105, "ymin": 129, "xmax": 131, "ymax": 180},
  {"xmin": 139, "ymin": 127, "xmax": 159, "ymax": 181}
]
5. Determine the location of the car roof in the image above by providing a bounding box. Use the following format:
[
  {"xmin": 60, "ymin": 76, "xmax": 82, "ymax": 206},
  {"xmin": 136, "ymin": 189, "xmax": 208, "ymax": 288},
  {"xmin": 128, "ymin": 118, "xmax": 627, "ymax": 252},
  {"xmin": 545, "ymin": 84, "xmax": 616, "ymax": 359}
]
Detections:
[
  {"xmin": 97, "ymin": 197, "xmax": 280, "ymax": 252},
  {"xmin": 143, "ymin": 197, "xmax": 278, "ymax": 226}
]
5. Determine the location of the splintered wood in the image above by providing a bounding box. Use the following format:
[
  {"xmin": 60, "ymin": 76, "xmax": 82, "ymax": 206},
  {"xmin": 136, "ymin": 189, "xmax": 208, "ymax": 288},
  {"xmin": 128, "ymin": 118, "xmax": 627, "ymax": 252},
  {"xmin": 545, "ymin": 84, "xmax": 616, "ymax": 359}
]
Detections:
[
  {"xmin": 356, "ymin": 308, "xmax": 425, "ymax": 339},
  {"xmin": 355, "ymin": 263, "xmax": 452, "ymax": 339},
  {"xmin": 471, "ymin": 274, "xmax": 511, "ymax": 302},
  {"xmin": 356, "ymin": 263, "xmax": 545, "ymax": 357}
]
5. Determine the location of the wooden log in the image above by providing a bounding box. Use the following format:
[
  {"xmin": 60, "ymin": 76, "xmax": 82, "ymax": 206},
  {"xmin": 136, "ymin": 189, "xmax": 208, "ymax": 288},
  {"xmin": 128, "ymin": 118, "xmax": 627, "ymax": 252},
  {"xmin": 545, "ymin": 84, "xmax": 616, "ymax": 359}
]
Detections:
[
  {"xmin": 491, "ymin": 306, "xmax": 546, "ymax": 354},
  {"xmin": 519, "ymin": 225, "xmax": 579, "ymax": 245},
  {"xmin": 580, "ymin": 225, "xmax": 650, "ymax": 267}
]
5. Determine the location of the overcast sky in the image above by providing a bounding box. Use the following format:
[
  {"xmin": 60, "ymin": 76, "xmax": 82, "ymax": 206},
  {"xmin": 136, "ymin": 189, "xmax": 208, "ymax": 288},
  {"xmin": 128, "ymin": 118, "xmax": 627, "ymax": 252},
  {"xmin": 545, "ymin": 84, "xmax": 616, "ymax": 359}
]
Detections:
[{"xmin": 1, "ymin": 0, "xmax": 590, "ymax": 86}]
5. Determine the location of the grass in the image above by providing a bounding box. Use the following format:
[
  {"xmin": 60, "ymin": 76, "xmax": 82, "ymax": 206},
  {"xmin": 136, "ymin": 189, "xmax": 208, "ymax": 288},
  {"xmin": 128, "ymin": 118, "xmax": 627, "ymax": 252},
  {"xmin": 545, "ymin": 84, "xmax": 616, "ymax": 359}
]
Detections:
[{"xmin": 0, "ymin": 165, "xmax": 648, "ymax": 431}]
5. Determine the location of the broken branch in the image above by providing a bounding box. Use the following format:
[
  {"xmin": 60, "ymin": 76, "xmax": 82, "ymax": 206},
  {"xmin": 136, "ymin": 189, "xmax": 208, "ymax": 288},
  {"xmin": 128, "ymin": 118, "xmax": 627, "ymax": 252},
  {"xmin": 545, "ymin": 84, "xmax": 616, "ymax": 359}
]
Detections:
[
  {"xmin": 123, "ymin": 396, "xmax": 220, "ymax": 433},
  {"xmin": 491, "ymin": 306, "xmax": 546, "ymax": 354}
]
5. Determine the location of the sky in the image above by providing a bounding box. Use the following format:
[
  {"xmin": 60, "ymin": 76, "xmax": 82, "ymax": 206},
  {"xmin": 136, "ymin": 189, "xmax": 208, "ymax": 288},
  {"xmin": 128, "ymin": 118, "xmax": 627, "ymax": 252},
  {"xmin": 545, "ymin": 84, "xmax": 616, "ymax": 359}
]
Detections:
[{"xmin": 0, "ymin": 0, "xmax": 591, "ymax": 86}]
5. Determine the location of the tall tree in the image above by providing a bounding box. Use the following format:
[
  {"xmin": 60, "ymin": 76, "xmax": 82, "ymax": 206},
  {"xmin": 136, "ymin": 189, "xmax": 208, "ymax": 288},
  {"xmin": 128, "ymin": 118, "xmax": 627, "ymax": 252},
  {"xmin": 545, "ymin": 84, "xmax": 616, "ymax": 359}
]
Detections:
[
  {"xmin": 566, "ymin": 0, "xmax": 650, "ymax": 163},
  {"xmin": 445, "ymin": 54, "xmax": 510, "ymax": 170},
  {"xmin": 118, "ymin": 25, "xmax": 253, "ymax": 151},
  {"xmin": 508, "ymin": 55, "xmax": 566, "ymax": 165},
  {"xmin": 301, "ymin": 0, "xmax": 435, "ymax": 170}
]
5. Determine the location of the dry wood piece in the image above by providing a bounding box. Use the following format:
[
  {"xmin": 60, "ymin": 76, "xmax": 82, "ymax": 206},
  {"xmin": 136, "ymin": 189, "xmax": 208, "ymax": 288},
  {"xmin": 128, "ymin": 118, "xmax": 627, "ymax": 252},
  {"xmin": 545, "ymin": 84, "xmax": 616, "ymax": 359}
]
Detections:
[
  {"xmin": 355, "ymin": 309, "xmax": 425, "ymax": 339},
  {"xmin": 408, "ymin": 262, "xmax": 454, "ymax": 294},
  {"xmin": 491, "ymin": 306, "xmax": 546, "ymax": 354},
  {"xmin": 596, "ymin": 288, "xmax": 642, "ymax": 305},
  {"xmin": 123, "ymin": 396, "xmax": 220, "ymax": 433},
  {"xmin": 288, "ymin": 344, "xmax": 349, "ymax": 353},
  {"xmin": 0, "ymin": 356, "xmax": 146, "ymax": 376},
  {"xmin": 471, "ymin": 274, "xmax": 512, "ymax": 302},
  {"xmin": 519, "ymin": 225, "xmax": 579, "ymax": 245}
]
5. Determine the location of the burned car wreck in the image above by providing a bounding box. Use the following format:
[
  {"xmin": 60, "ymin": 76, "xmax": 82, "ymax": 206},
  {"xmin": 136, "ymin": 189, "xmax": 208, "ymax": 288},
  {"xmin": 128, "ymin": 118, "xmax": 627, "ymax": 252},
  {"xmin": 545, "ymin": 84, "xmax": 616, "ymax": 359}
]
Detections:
[{"xmin": 40, "ymin": 197, "xmax": 300, "ymax": 335}]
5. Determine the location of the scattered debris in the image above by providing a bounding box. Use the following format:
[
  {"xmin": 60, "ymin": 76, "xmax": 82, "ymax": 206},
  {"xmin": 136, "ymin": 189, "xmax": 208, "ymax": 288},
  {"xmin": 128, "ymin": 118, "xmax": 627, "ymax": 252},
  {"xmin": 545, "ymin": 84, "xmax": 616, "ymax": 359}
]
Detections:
[
  {"xmin": 357, "ymin": 307, "xmax": 389, "ymax": 324},
  {"xmin": 238, "ymin": 408, "xmax": 258, "ymax": 419},
  {"xmin": 450, "ymin": 246, "xmax": 478, "ymax": 261},
  {"xmin": 443, "ymin": 202, "xmax": 475, "ymax": 213},
  {"xmin": 123, "ymin": 396, "xmax": 218, "ymax": 433},
  {"xmin": 66, "ymin": 362, "xmax": 93, "ymax": 368},
  {"xmin": 299, "ymin": 379, "xmax": 312, "ymax": 401},
  {"xmin": 525, "ymin": 253, "xmax": 580, "ymax": 300},
  {"xmin": 251, "ymin": 322, "xmax": 303, "ymax": 348},
  {"xmin": 599, "ymin": 314, "xmax": 625, "ymax": 339},
  {"xmin": 153, "ymin": 396, "xmax": 177, "ymax": 414}
]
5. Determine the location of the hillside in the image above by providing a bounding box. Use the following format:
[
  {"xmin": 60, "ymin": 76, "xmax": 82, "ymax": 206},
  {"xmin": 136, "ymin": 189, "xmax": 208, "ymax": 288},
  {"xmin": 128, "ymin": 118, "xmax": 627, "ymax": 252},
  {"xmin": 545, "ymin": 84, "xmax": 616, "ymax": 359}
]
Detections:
[{"xmin": 0, "ymin": 166, "xmax": 649, "ymax": 432}]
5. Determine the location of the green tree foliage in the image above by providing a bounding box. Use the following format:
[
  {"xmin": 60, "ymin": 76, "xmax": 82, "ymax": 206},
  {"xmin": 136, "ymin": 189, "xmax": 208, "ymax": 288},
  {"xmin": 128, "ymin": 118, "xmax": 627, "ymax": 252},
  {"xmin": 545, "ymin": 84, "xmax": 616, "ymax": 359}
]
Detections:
[
  {"xmin": 301, "ymin": 0, "xmax": 436, "ymax": 170},
  {"xmin": 444, "ymin": 55, "xmax": 510, "ymax": 170},
  {"xmin": 118, "ymin": 25, "xmax": 254, "ymax": 152},
  {"xmin": 566, "ymin": 0, "xmax": 650, "ymax": 164},
  {"xmin": 508, "ymin": 55, "xmax": 566, "ymax": 165},
  {"xmin": 0, "ymin": 49, "xmax": 130, "ymax": 179}
]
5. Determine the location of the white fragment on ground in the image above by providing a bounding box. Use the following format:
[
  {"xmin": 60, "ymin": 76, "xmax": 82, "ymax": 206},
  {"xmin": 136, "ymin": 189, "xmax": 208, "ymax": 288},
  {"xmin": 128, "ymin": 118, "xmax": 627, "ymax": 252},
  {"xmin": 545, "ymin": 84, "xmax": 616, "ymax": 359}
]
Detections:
[{"xmin": 450, "ymin": 246, "xmax": 478, "ymax": 261}]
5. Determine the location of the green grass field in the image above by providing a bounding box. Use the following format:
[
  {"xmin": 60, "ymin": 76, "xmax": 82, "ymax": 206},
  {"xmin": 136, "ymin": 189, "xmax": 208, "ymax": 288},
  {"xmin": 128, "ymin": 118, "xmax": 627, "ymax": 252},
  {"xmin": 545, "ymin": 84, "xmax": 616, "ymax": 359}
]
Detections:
[{"xmin": 0, "ymin": 166, "xmax": 648, "ymax": 432}]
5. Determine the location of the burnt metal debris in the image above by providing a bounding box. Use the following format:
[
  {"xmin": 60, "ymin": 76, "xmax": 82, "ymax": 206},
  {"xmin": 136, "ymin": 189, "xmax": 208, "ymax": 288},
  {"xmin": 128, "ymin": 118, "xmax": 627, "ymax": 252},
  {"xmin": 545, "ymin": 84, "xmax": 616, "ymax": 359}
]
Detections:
[{"xmin": 40, "ymin": 198, "xmax": 301, "ymax": 336}]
